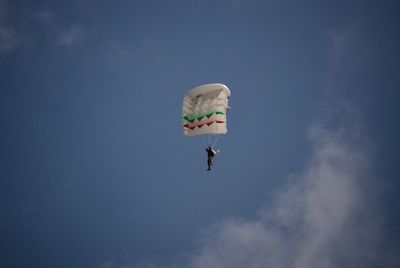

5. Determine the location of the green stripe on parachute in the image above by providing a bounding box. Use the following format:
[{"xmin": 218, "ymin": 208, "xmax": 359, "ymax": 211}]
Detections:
[
  {"xmin": 183, "ymin": 111, "xmax": 225, "ymax": 122},
  {"xmin": 183, "ymin": 115, "xmax": 196, "ymax": 123}
]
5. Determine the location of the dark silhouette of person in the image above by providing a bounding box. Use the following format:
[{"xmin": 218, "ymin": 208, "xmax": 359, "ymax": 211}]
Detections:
[{"xmin": 206, "ymin": 146, "xmax": 216, "ymax": 171}]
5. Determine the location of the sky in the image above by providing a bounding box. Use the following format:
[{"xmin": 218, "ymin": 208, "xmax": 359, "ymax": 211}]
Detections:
[{"xmin": 1, "ymin": 0, "xmax": 400, "ymax": 267}]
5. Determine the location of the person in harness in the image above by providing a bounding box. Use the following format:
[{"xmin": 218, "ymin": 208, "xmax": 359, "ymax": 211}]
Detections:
[{"xmin": 206, "ymin": 146, "xmax": 219, "ymax": 171}]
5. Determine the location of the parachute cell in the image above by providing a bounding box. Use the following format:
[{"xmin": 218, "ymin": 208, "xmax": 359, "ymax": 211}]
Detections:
[{"xmin": 182, "ymin": 83, "xmax": 231, "ymax": 137}]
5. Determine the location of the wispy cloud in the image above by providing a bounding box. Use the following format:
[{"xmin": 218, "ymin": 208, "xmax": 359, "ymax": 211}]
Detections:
[
  {"xmin": 326, "ymin": 26, "xmax": 357, "ymax": 66},
  {"xmin": 34, "ymin": 10, "xmax": 56, "ymax": 25},
  {"xmin": 56, "ymin": 24, "xmax": 85, "ymax": 48},
  {"xmin": 188, "ymin": 121, "xmax": 384, "ymax": 268},
  {"xmin": 0, "ymin": 2, "xmax": 86, "ymax": 52},
  {"xmin": 0, "ymin": 25, "xmax": 17, "ymax": 52},
  {"xmin": 34, "ymin": 9, "xmax": 87, "ymax": 49},
  {"xmin": 0, "ymin": 0, "xmax": 19, "ymax": 52}
]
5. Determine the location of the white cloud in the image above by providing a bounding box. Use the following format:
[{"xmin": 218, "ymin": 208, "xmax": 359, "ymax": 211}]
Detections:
[
  {"xmin": 0, "ymin": 3, "xmax": 82, "ymax": 52},
  {"xmin": 34, "ymin": 10, "xmax": 55, "ymax": 25},
  {"xmin": 0, "ymin": 25, "xmax": 17, "ymax": 52},
  {"xmin": 0, "ymin": 0, "xmax": 18, "ymax": 52},
  {"xmin": 0, "ymin": 0, "xmax": 6, "ymax": 21},
  {"xmin": 56, "ymin": 24, "xmax": 85, "ymax": 47},
  {"xmin": 33, "ymin": 9, "xmax": 87, "ymax": 49},
  {"xmin": 187, "ymin": 122, "xmax": 385, "ymax": 268},
  {"xmin": 326, "ymin": 26, "xmax": 357, "ymax": 66}
]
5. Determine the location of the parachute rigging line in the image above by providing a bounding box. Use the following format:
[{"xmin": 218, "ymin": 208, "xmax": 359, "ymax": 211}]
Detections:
[{"xmin": 212, "ymin": 135, "xmax": 220, "ymax": 148}]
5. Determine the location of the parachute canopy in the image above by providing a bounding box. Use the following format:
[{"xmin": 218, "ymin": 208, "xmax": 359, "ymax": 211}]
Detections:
[{"xmin": 182, "ymin": 83, "xmax": 231, "ymax": 137}]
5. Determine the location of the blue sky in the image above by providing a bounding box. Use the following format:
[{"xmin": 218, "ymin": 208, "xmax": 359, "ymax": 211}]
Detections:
[{"xmin": 1, "ymin": 1, "xmax": 400, "ymax": 267}]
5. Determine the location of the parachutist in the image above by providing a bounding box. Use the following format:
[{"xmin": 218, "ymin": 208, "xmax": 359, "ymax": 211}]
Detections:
[
  {"xmin": 182, "ymin": 84, "xmax": 230, "ymax": 172},
  {"xmin": 206, "ymin": 146, "xmax": 218, "ymax": 171}
]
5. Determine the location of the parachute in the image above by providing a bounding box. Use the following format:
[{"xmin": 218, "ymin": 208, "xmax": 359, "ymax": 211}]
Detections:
[{"xmin": 182, "ymin": 83, "xmax": 231, "ymax": 140}]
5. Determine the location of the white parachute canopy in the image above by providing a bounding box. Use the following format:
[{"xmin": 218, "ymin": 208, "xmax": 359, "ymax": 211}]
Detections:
[{"xmin": 182, "ymin": 83, "xmax": 231, "ymax": 137}]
